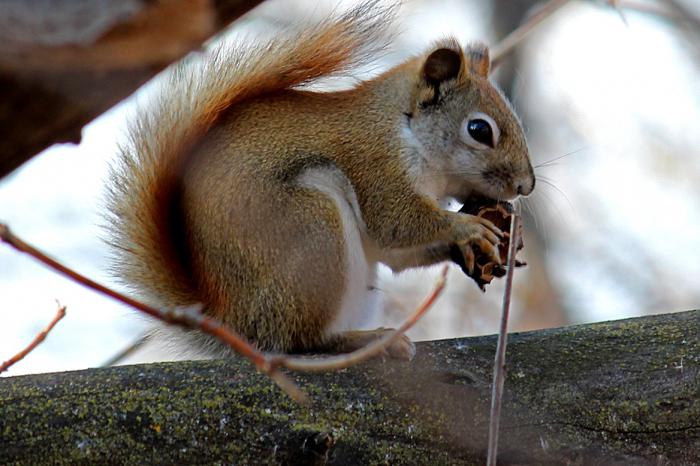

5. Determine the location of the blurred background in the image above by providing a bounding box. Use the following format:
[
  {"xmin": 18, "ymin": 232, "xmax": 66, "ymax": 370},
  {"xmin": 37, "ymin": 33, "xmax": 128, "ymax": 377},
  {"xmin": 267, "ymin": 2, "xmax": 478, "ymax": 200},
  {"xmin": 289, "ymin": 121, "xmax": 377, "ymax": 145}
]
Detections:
[{"xmin": 1, "ymin": 0, "xmax": 698, "ymax": 375}]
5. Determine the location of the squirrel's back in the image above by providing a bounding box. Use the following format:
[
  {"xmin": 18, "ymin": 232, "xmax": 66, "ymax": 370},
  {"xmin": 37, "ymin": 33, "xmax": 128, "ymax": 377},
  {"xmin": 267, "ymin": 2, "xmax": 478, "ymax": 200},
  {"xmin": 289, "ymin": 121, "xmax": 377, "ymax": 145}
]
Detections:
[{"xmin": 105, "ymin": 2, "xmax": 394, "ymax": 308}]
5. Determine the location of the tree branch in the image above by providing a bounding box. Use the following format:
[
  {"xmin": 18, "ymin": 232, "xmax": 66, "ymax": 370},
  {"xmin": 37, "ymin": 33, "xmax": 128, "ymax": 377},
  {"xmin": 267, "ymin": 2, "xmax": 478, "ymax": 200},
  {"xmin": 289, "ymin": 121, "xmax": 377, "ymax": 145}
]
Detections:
[
  {"xmin": 1, "ymin": 309, "xmax": 697, "ymax": 464},
  {"xmin": 0, "ymin": 303, "xmax": 66, "ymax": 374}
]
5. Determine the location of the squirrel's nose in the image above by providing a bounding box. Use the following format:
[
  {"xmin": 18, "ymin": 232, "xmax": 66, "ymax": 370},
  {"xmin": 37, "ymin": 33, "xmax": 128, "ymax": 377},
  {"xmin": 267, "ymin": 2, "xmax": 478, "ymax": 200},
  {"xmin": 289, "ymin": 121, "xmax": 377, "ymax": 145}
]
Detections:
[{"xmin": 516, "ymin": 176, "xmax": 535, "ymax": 196}]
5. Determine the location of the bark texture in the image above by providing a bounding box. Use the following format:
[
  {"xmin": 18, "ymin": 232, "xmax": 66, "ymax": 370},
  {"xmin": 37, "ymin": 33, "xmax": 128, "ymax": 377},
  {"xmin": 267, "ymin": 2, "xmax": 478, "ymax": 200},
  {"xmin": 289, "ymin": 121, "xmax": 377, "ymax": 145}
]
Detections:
[
  {"xmin": 0, "ymin": 0, "xmax": 264, "ymax": 178},
  {"xmin": 1, "ymin": 310, "xmax": 698, "ymax": 465}
]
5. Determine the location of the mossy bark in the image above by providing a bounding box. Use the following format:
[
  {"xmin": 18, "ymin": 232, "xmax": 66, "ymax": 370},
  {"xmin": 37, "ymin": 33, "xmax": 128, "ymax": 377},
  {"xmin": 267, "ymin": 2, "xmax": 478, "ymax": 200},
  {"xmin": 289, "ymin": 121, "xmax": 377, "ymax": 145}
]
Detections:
[{"xmin": 1, "ymin": 310, "xmax": 698, "ymax": 465}]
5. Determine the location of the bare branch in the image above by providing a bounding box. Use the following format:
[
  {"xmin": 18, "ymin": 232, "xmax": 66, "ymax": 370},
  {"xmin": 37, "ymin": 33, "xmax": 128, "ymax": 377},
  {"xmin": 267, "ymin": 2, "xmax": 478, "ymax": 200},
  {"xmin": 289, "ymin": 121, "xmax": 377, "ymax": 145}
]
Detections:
[
  {"xmin": 0, "ymin": 302, "xmax": 66, "ymax": 374},
  {"xmin": 0, "ymin": 222, "xmax": 305, "ymax": 401},
  {"xmin": 492, "ymin": 0, "xmax": 571, "ymax": 68},
  {"xmin": 0, "ymin": 222, "xmax": 444, "ymax": 403},
  {"xmin": 491, "ymin": 0, "xmax": 698, "ymax": 70}
]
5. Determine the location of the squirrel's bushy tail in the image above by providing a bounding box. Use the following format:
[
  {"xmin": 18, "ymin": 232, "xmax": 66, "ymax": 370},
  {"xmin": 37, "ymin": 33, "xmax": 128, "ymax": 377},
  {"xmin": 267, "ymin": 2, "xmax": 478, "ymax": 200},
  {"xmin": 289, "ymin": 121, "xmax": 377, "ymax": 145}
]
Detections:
[{"xmin": 105, "ymin": 2, "xmax": 394, "ymax": 308}]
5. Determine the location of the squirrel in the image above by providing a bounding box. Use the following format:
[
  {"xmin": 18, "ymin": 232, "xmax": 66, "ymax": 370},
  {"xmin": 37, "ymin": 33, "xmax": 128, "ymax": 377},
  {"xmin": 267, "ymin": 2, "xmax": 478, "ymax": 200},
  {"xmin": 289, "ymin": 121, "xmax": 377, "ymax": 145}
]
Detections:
[{"xmin": 106, "ymin": 2, "xmax": 535, "ymax": 361}]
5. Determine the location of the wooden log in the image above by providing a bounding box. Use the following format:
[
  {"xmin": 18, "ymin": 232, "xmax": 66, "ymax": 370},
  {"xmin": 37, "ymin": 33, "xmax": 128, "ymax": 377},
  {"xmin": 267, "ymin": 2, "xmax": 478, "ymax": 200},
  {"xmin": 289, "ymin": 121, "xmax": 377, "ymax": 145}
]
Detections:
[
  {"xmin": 1, "ymin": 309, "xmax": 698, "ymax": 465},
  {"xmin": 0, "ymin": 0, "xmax": 264, "ymax": 178}
]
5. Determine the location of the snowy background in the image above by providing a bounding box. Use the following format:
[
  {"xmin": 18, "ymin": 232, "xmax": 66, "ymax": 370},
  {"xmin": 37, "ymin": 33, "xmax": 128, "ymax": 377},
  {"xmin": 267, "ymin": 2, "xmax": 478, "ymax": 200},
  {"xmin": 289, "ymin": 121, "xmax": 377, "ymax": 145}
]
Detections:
[{"xmin": 1, "ymin": 0, "xmax": 698, "ymax": 376}]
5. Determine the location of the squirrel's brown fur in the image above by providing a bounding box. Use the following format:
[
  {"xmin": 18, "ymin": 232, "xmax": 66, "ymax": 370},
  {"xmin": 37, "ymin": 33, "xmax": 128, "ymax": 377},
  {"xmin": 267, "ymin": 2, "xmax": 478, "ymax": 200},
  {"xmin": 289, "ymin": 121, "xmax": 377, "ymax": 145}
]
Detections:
[
  {"xmin": 107, "ymin": 2, "xmax": 534, "ymax": 357},
  {"xmin": 107, "ymin": 4, "xmax": 392, "ymax": 312}
]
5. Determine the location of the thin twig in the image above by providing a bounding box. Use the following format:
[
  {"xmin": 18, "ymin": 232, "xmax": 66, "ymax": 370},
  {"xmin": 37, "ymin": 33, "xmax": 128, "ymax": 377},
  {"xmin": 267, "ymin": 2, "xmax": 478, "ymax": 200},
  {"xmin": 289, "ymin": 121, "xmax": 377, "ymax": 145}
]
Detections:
[
  {"xmin": 280, "ymin": 266, "xmax": 448, "ymax": 372},
  {"xmin": 492, "ymin": 0, "xmax": 571, "ymax": 68},
  {"xmin": 486, "ymin": 213, "xmax": 521, "ymax": 466},
  {"xmin": 1, "ymin": 303, "xmax": 66, "ymax": 374},
  {"xmin": 0, "ymin": 222, "xmax": 305, "ymax": 402},
  {"xmin": 0, "ymin": 222, "xmax": 444, "ymax": 403}
]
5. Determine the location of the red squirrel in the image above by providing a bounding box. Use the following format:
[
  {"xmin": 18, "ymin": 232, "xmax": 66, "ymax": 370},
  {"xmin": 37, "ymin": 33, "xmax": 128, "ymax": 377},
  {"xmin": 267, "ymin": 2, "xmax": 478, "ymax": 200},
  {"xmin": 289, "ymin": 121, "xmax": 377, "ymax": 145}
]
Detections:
[{"xmin": 107, "ymin": 3, "xmax": 535, "ymax": 359}]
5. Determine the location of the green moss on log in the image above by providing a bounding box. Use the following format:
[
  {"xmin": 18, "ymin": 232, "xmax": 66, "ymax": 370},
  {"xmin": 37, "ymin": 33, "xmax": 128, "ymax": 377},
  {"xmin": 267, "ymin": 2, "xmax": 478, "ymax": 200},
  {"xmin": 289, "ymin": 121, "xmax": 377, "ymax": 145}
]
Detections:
[{"xmin": 1, "ymin": 310, "xmax": 699, "ymax": 465}]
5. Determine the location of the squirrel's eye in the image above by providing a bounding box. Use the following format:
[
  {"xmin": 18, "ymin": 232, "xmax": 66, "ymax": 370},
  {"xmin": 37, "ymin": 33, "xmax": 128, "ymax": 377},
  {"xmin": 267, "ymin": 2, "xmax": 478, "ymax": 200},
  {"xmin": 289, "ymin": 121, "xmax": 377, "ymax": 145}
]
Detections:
[
  {"xmin": 460, "ymin": 112, "xmax": 500, "ymax": 150},
  {"xmin": 467, "ymin": 119, "xmax": 493, "ymax": 147}
]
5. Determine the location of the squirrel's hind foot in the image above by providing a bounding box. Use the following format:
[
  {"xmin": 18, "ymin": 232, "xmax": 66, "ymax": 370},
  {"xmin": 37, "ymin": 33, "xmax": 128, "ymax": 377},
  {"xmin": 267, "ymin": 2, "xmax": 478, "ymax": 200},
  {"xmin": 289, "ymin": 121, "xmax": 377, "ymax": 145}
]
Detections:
[{"xmin": 323, "ymin": 328, "xmax": 416, "ymax": 361}]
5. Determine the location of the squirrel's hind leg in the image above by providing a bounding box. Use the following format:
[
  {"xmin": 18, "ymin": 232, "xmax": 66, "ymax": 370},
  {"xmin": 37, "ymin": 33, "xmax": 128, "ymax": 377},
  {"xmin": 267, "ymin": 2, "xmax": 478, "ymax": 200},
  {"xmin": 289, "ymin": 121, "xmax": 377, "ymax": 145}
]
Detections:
[{"xmin": 322, "ymin": 329, "xmax": 416, "ymax": 361}]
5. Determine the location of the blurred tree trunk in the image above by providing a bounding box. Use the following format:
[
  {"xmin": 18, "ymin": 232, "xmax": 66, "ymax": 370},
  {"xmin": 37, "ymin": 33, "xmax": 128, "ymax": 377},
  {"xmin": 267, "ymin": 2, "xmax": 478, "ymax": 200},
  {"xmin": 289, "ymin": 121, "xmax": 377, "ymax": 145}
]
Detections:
[{"xmin": 2, "ymin": 310, "xmax": 698, "ymax": 465}]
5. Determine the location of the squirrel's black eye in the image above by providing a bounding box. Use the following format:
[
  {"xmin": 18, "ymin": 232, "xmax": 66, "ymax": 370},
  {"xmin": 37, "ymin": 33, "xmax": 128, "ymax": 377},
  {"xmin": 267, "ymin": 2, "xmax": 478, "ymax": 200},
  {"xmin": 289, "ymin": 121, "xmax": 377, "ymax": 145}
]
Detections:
[
  {"xmin": 461, "ymin": 113, "xmax": 500, "ymax": 149},
  {"xmin": 467, "ymin": 119, "xmax": 494, "ymax": 148}
]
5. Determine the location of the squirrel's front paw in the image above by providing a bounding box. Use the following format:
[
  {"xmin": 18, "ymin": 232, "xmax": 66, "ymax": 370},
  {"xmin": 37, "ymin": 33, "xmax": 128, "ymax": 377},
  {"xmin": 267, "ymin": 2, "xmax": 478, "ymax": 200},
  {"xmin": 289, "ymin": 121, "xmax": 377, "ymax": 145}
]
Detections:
[{"xmin": 452, "ymin": 214, "xmax": 503, "ymax": 274}]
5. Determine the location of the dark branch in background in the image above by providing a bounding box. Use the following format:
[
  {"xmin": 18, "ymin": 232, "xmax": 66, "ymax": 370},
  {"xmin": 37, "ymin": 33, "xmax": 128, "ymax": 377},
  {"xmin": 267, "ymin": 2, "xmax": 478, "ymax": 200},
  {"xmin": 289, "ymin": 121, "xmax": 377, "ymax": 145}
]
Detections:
[
  {"xmin": 1, "ymin": 310, "xmax": 698, "ymax": 464},
  {"xmin": 0, "ymin": 223, "xmax": 444, "ymax": 403},
  {"xmin": 0, "ymin": 0, "xmax": 266, "ymax": 179},
  {"xmin": 0, "ymin": 303, "xmax": 66, "ymax": 374},
  {"xmin": 491, "ymin": 0, "xmax": 571, "ymax": 69},
  {"xmin": 491, "ymin": 0, "xmax": 698, "ymax": 70},
  {"xmin": 665, "ymin": 0, "xmax": 700, "ymax": 31},
  {"xmin": 664, "ymin": 0, "xmax": 700, "ymax": 60},
  {"xmin": 606, "ymin": 0, "xmax": 700, "ymax": 51}
]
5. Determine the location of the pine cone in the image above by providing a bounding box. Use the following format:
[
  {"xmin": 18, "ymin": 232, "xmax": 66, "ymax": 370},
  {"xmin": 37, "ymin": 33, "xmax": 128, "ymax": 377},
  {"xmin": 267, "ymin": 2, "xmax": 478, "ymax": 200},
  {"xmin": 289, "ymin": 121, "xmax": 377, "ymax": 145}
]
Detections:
[{"xmin": 450, "ymin": 196, "xmax": 525, "ymax": 290}]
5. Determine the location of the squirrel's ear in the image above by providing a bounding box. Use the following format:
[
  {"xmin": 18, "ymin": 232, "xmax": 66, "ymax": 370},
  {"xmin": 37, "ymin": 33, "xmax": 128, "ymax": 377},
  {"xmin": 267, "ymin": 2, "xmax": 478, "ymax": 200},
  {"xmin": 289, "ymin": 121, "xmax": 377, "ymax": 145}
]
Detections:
[
  {"xmin": 422, "ymin": 47, "xmax": 463, "ymax": 87},
  {"xmin": 464, "ymin": 43, "xmax": 490, "ymax": 77},
  {"xmin": 418, "ymin": 44, "xmax": 464, "ymax": 106}
]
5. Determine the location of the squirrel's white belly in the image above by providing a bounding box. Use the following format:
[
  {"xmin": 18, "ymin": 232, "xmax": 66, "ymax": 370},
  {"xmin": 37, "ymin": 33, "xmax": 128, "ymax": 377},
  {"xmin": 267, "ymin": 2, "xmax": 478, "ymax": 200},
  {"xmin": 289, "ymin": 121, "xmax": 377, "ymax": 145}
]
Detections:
[{"xmin": 295, "ymin": 166, "xmax": 381, "ymax": 336}]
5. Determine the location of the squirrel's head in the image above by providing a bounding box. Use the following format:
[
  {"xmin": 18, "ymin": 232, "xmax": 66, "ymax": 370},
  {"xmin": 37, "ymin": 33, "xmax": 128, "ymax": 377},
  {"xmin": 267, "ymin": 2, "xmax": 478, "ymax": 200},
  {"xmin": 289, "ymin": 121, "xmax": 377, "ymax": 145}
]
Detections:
[{"xmin": 405, "ymin": 40, "xmax": 535, "ymax": 202}]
